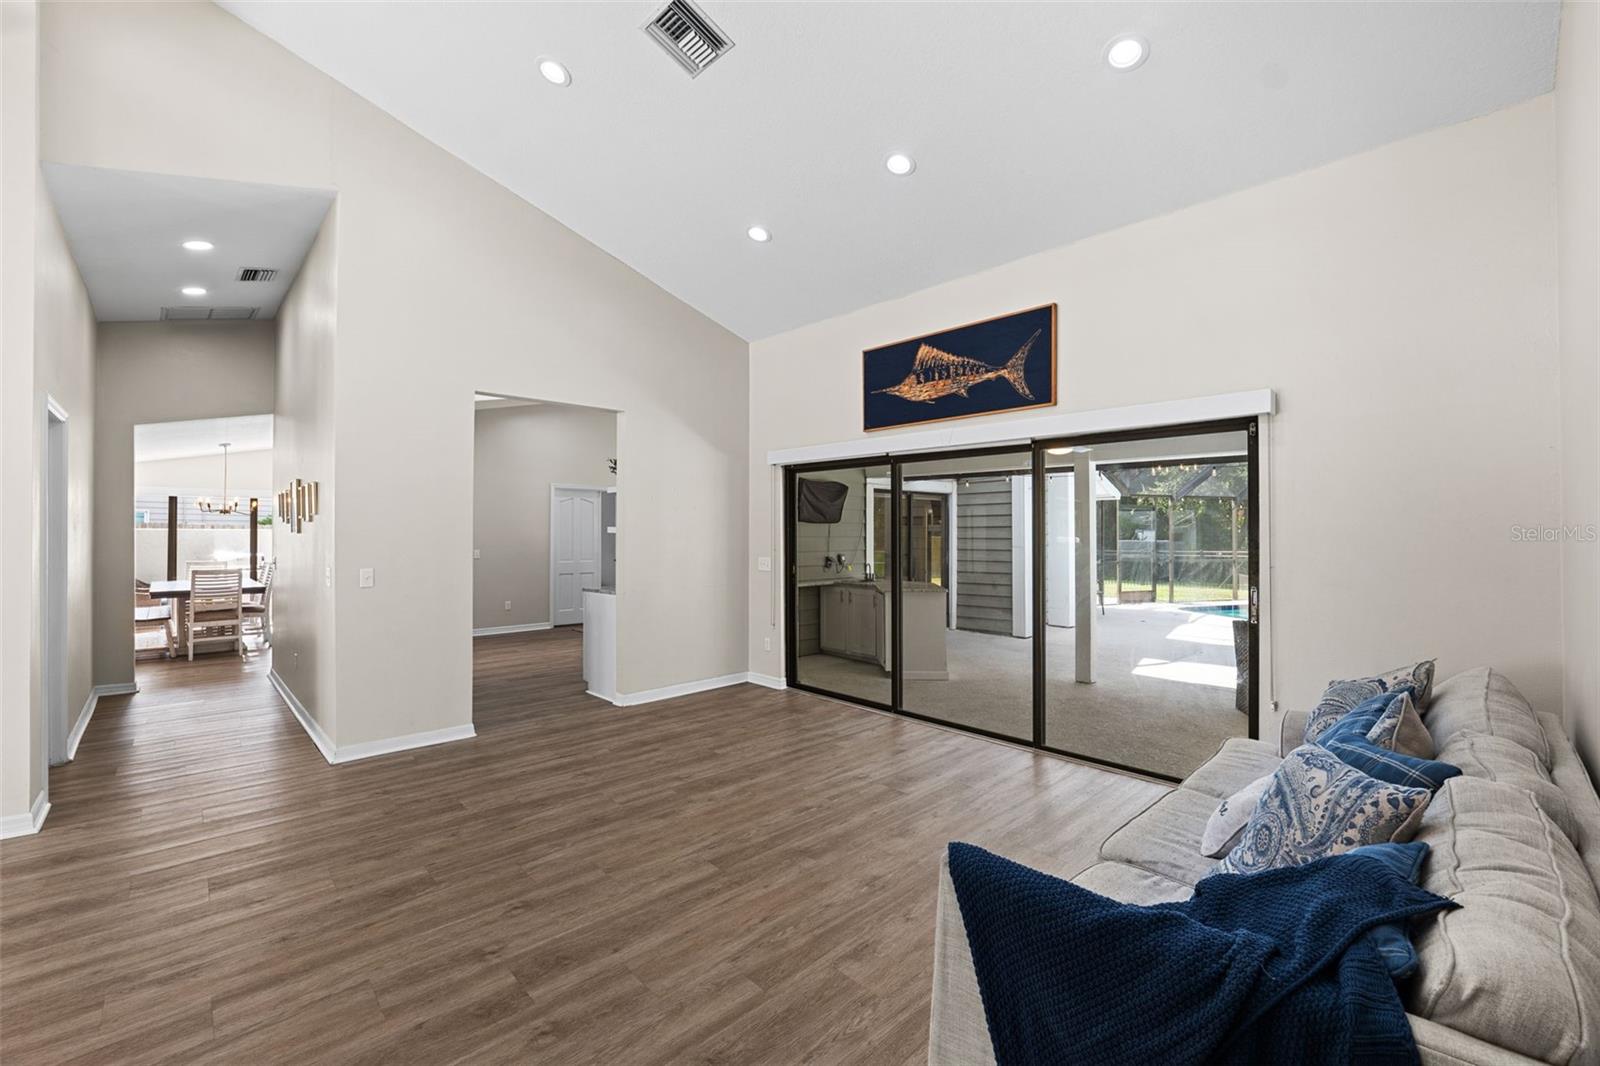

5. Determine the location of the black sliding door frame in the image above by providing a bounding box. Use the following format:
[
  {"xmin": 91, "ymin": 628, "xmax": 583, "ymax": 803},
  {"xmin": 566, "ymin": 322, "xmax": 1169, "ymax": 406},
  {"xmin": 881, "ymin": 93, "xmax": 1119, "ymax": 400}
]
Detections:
[{"xmin": 781, "ymin": 416, "xmax": 1260, "ymax": 782}]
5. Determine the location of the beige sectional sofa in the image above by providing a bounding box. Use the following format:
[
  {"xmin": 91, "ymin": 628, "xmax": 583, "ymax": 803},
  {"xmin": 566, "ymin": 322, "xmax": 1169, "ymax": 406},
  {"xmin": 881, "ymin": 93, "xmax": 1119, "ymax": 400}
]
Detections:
[{"xmin": 929, "ymin": 668, "xmax": 1600, "ymax": 1065}]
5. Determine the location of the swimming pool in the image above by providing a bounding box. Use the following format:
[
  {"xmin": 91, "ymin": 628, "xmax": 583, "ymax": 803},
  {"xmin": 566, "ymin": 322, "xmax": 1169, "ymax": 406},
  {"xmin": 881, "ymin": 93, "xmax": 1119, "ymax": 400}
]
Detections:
[{"xmin": 1188, "ymin": 603, "xmax": 1247, "ymax": 620}]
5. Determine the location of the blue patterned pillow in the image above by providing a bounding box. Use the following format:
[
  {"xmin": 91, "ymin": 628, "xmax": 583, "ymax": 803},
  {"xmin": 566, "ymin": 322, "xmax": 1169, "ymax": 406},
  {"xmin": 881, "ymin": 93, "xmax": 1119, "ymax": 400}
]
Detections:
[
  {"xmin": 1303, "ymin": 679, "xmax": 1388, "ymax": 745},
  {"xmin": 1320, "ymin": 688, "xmax": 1416, "ymax": 747},
  {"xmin": 1345, "ymin": 842, "xmax": 1431, "ymax": 979},
  {"xmin": 1217, "ymin": 745, "xmax": 1433, "ymax": 876}
]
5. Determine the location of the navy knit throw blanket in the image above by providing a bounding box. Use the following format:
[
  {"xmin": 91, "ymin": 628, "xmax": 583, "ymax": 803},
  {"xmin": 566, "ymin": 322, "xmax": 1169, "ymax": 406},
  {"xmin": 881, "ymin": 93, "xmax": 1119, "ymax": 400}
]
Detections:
[{"xmin": 947, "ymin": 843, "xmax": 1458, "ymax": 1066}]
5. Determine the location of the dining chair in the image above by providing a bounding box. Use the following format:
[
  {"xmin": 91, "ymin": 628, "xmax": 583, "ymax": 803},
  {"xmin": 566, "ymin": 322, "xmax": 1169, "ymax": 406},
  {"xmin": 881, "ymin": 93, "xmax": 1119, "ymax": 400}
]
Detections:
[
  {"xmin": 242, "ymin": 560, "xmax": 275, "ymax": 648},
  {"xmin": 187, "ymin": 569, "xmax": 244, "ymax": 660},
  {"xmin": 134, "ymin": 579, "xmax": 175, "ymax": 659}
]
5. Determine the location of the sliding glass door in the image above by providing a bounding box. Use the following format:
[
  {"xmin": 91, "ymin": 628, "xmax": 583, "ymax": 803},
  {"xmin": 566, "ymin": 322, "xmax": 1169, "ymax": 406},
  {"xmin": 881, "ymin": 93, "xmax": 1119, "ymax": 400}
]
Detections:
[
  {"xmin": 895, "ymin": 450, "xmax": 1034, "ymax": 741},
  {"xmin": 787, "ymin": 460, "xmax": 893, "ymax": 708},
  {"xmin": 1040, "ymin": 426, "xmax": 1256, "ymax": 778},
  {"xmin": 783, "ymin": 419, "xmax": 1258, "ymax": 780}
]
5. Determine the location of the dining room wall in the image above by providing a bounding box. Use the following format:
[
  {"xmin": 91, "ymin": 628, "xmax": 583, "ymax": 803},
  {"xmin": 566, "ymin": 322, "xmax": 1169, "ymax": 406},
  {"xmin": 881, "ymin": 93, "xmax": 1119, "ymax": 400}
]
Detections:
[
  {"xmin": 41, "ymin": 0, "xmax": 749, "ymax": 754},
  {"xmin": 472, "ymin": 402, "xmax": 617, "ymax": 632},
  {"xmin": 92, "ymin": 321, "xmax": 276, "ymax": 687}
]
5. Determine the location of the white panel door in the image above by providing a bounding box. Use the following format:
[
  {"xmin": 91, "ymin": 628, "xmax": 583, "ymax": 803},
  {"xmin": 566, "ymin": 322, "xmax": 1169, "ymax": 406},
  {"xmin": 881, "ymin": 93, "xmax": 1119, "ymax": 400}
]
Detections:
[
  {"xmin": 1045, "ymin": 472, "xmax": 1076, "ymax": 628},
  {"xmin": 552, "ymin": 488, "xmax": 602, "ymax": 626}
]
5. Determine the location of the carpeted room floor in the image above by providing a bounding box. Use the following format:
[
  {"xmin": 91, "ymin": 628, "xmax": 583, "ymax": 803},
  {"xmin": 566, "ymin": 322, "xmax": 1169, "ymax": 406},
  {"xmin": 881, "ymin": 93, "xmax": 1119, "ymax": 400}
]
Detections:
[{"xmin": 798, "ymin": 604, "xmax": 1247, "ymax": 779}]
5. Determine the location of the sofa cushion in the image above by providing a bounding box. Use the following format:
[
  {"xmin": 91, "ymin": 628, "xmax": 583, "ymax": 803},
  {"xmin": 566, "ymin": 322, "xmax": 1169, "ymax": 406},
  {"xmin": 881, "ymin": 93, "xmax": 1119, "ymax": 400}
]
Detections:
[
  {"xmin": 1408, "ymin": 777, "xmax": 1600, "ymax": 1066},
  {"xmin": 1424, "ymin": 667, "xmax": 1550, "ymax": 769},
  {"xmin": 1182, "ymin": 737, "xmax": 1282, "ymax": 800},
  {"xmin": 1070, "ymin": 861, "xmax": 1192, "ymax": 905},
  {"xmin": 1436, "ymin": 731, "xmax": 1582, "ymax": 848},
  {"xmin": 1099, "ymin": 787, "xmax": 1223, "ymax": 886},
  {"xmin": 1217, "ymin": 745, "xmax": 1432, "ymax": 875},
  {"xmin": 1539, "ymin": 711, "xmax": 1600, "ymax": 890}
]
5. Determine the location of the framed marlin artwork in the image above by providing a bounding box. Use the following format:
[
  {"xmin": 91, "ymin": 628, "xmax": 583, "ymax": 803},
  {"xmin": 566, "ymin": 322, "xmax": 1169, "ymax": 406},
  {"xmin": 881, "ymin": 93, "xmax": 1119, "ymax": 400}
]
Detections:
[{"xmin": 862, "ymin": 303, "xmax": 1057, "ymax": 432}]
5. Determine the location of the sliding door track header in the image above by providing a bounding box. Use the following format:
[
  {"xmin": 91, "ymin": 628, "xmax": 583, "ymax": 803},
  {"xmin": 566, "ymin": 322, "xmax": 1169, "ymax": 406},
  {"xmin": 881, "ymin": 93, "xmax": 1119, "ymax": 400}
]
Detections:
[{"xmin": 766, "ymin": 388, "xmax": 1274, "ymax": 467}]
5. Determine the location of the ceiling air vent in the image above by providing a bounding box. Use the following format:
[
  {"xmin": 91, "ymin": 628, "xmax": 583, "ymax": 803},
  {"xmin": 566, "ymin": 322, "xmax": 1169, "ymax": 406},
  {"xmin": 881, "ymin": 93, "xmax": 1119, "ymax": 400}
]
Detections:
[
  {"xmin": 644, "ymin": 0, "xmax": 733, "ymax": 78},
  {"xmin": 161, "ymin": 306, "xmax": 260, "ymax": 321},
  {"xmin": 236, "ymin": 267, "xmax": 278, "ymax": 282}
]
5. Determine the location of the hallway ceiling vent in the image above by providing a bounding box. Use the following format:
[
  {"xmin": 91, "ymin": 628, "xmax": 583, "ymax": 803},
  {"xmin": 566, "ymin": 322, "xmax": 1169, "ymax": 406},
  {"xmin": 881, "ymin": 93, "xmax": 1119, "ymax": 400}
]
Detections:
[
  {"xmin": 643, "ymin": 0, "xmax": 733, "ymax": 79},
  {"xmin": 160, "ymin": 306, "xmax": 260, "ymax": 320},
  {"xmin": 236, "ymin": 267, "xmax": 278, "ymax": 282}
]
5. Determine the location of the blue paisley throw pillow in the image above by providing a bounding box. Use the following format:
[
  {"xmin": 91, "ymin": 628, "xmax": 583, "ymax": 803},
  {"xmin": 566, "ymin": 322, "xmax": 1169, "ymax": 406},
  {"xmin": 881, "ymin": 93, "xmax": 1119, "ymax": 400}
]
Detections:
[
  {"xmin": 1217, "ymin": 745, "xmax": 1433, "ymax": 876},
  {"xmin": 1304, "ymin": 679, "xmax": 1389, "ymax": 745}
]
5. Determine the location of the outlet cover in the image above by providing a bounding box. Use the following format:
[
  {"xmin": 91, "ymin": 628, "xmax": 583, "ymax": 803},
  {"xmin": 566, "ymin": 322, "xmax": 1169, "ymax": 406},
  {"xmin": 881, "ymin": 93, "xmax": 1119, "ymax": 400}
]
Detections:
[
  {"xmin": 359, "ymin": 567, "xmax": 374, "ymax": 588},
  {"xmin": 504, "ymin": 600, "xmax": 512, "ymax": 611},
  {"xmin": 757, "ymin": 556, "xmax": 771, "ymax": 572}
]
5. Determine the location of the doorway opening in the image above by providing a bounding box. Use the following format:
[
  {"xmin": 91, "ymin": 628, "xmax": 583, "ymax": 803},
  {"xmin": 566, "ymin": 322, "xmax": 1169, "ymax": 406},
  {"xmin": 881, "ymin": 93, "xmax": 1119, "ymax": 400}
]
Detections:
[{"xmin": 471, "ymin": 392, "xmax": 619, "ymax": 727}]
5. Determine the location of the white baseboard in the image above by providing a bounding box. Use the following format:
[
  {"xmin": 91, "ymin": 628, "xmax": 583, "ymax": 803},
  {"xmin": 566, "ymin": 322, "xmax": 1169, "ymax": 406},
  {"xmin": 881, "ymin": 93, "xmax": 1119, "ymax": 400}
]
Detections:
[
  {"xmin": 332, "ymin": 724, "xmax": 476, "ymax": 763},
  {"xmin": 614, "ymin": 672, "xmax": 750, "ymax": 707},
  {"xmin": 745, "ymin": 672, "xmax": 788, "ymax": 690},
  {"xmin": 268, "ymin": 669, "xmax": 474, "ymax": 764},
  {"xmin": 472, "ymin": 622, "xmax": 553, "ymax": 637},
  {"xmin": 0, "ymin": 791, "xmax": 51, "ymax": 839},
  {"xmin": 268, "ymin": 669, "xmax": 337, "ymax": 763},
  {"xmin": 67, "ymin": 682, "xmax": 138, "ymax": 761}
]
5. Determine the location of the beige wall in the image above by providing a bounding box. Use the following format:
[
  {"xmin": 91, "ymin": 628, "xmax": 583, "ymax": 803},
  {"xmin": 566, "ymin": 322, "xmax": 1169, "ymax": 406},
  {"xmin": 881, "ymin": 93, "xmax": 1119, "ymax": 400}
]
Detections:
[
  {"xmin": 273, "ymin": 203, "xmax": 337, "ymax": 740},
  {"xmin": 35, "ymin": 178, "xmax": 96, "ymax": 767},
  {"xmin": 2, "ymin": 0, "xmax": 96, "ymax": 827},
  {"xmin": 1557, "ymin": 0, "xmax": 1600, "ymax": 774},
  {"xmin": 473, "ymin": 403, "xmax": 616, "ymax": 631},
  {"xmin": 41, "ymin": 1, "xmax": 748, "ymax": 750},
  {"xmin": 93, "ymin": 321, "xmax": 275, "ymax": 686},
  {"xmin": 749, "ymin": 98, "xmax": 1564, "ymax": 739}
]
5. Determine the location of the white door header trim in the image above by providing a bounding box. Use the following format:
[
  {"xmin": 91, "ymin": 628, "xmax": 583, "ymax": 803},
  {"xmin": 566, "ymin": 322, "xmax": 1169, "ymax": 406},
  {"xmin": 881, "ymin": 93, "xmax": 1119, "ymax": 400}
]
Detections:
[{"xmin": 766, "ymin": 389, "xmax": 1274, "ymax": 467}]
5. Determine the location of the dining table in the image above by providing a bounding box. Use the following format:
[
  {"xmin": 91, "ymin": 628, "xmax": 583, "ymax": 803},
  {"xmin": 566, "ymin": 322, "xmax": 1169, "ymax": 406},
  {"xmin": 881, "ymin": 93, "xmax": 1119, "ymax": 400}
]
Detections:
[{"xmin": 147, "ymin": 576, "xmax": 266, "ymax": 654}]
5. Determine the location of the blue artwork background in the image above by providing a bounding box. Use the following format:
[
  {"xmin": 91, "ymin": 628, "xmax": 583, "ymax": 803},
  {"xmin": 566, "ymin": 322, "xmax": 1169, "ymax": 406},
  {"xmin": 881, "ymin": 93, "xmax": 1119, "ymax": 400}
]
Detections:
[{"xmin": 862, "ymin": 305, "xmax": 1055, "ymax": 431}]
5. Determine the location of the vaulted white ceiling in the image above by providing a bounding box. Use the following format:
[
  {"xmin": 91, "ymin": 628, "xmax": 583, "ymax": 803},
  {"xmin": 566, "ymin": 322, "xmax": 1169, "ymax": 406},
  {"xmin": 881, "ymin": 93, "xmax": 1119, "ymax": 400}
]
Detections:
[{"xmin": 218, "ymin": 1, "xmax": 1559, "ymax": 340}]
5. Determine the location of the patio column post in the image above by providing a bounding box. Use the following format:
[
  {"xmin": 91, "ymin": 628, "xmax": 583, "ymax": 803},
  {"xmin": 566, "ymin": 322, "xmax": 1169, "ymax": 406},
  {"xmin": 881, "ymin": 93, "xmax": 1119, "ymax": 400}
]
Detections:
[{"xmin": 1074, "ymin": 454, "xmax": 1094, "ymax": 683}]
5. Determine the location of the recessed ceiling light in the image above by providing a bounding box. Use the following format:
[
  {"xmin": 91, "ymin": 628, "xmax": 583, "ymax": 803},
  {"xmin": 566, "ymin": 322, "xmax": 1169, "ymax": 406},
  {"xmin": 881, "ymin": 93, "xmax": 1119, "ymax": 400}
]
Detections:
[
  {"xmin": 1106, "ymin": 34, "xmax": 1149, "ymax": 71},
  {"xmin": 885, "ymin": 152, "xmax": 916, "ymax": 176},
  {"xmin": 537, "ymin": 57, "xmax": 571, "ymax": 87},
  {"xmin": 747, "ymin": 225, "xmax": 771, "ymax": 243},
  {"xmin": 180, "ymin": 286, "xmax": 207, "ymax": 296},
  {"xmin": 182, "ymin": 239, "xmax": 214, "ymax": 252}
]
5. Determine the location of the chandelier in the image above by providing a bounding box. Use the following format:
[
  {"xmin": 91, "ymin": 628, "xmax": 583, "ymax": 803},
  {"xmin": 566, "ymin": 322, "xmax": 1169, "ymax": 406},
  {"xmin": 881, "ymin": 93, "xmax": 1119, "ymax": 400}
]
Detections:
[{"xmin": 197, "ymin": 443, "xmax": 242, "ymax": 515}]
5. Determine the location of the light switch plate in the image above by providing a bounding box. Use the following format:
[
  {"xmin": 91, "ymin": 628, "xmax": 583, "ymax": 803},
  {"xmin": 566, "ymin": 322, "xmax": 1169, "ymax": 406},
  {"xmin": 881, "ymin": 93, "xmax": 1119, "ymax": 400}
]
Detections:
[
  {"xmin": 757, "ymin": 556, "xmax": 771, "ymax": 572},
  {"xmin": 473, "ymin": 549, "xmax": 481, "ymax": 559},
  {"xmin": 359, "ymin": 567, "xmax": 374, "ymax": 588}
]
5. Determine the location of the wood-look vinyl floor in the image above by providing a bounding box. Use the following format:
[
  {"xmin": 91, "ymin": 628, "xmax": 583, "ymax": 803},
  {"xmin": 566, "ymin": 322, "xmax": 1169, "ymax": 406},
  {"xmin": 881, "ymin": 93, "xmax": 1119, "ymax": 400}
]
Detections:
[{"xmin": 0, "ymin": 629, "xmax": 1166, "ymax": 1064}]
